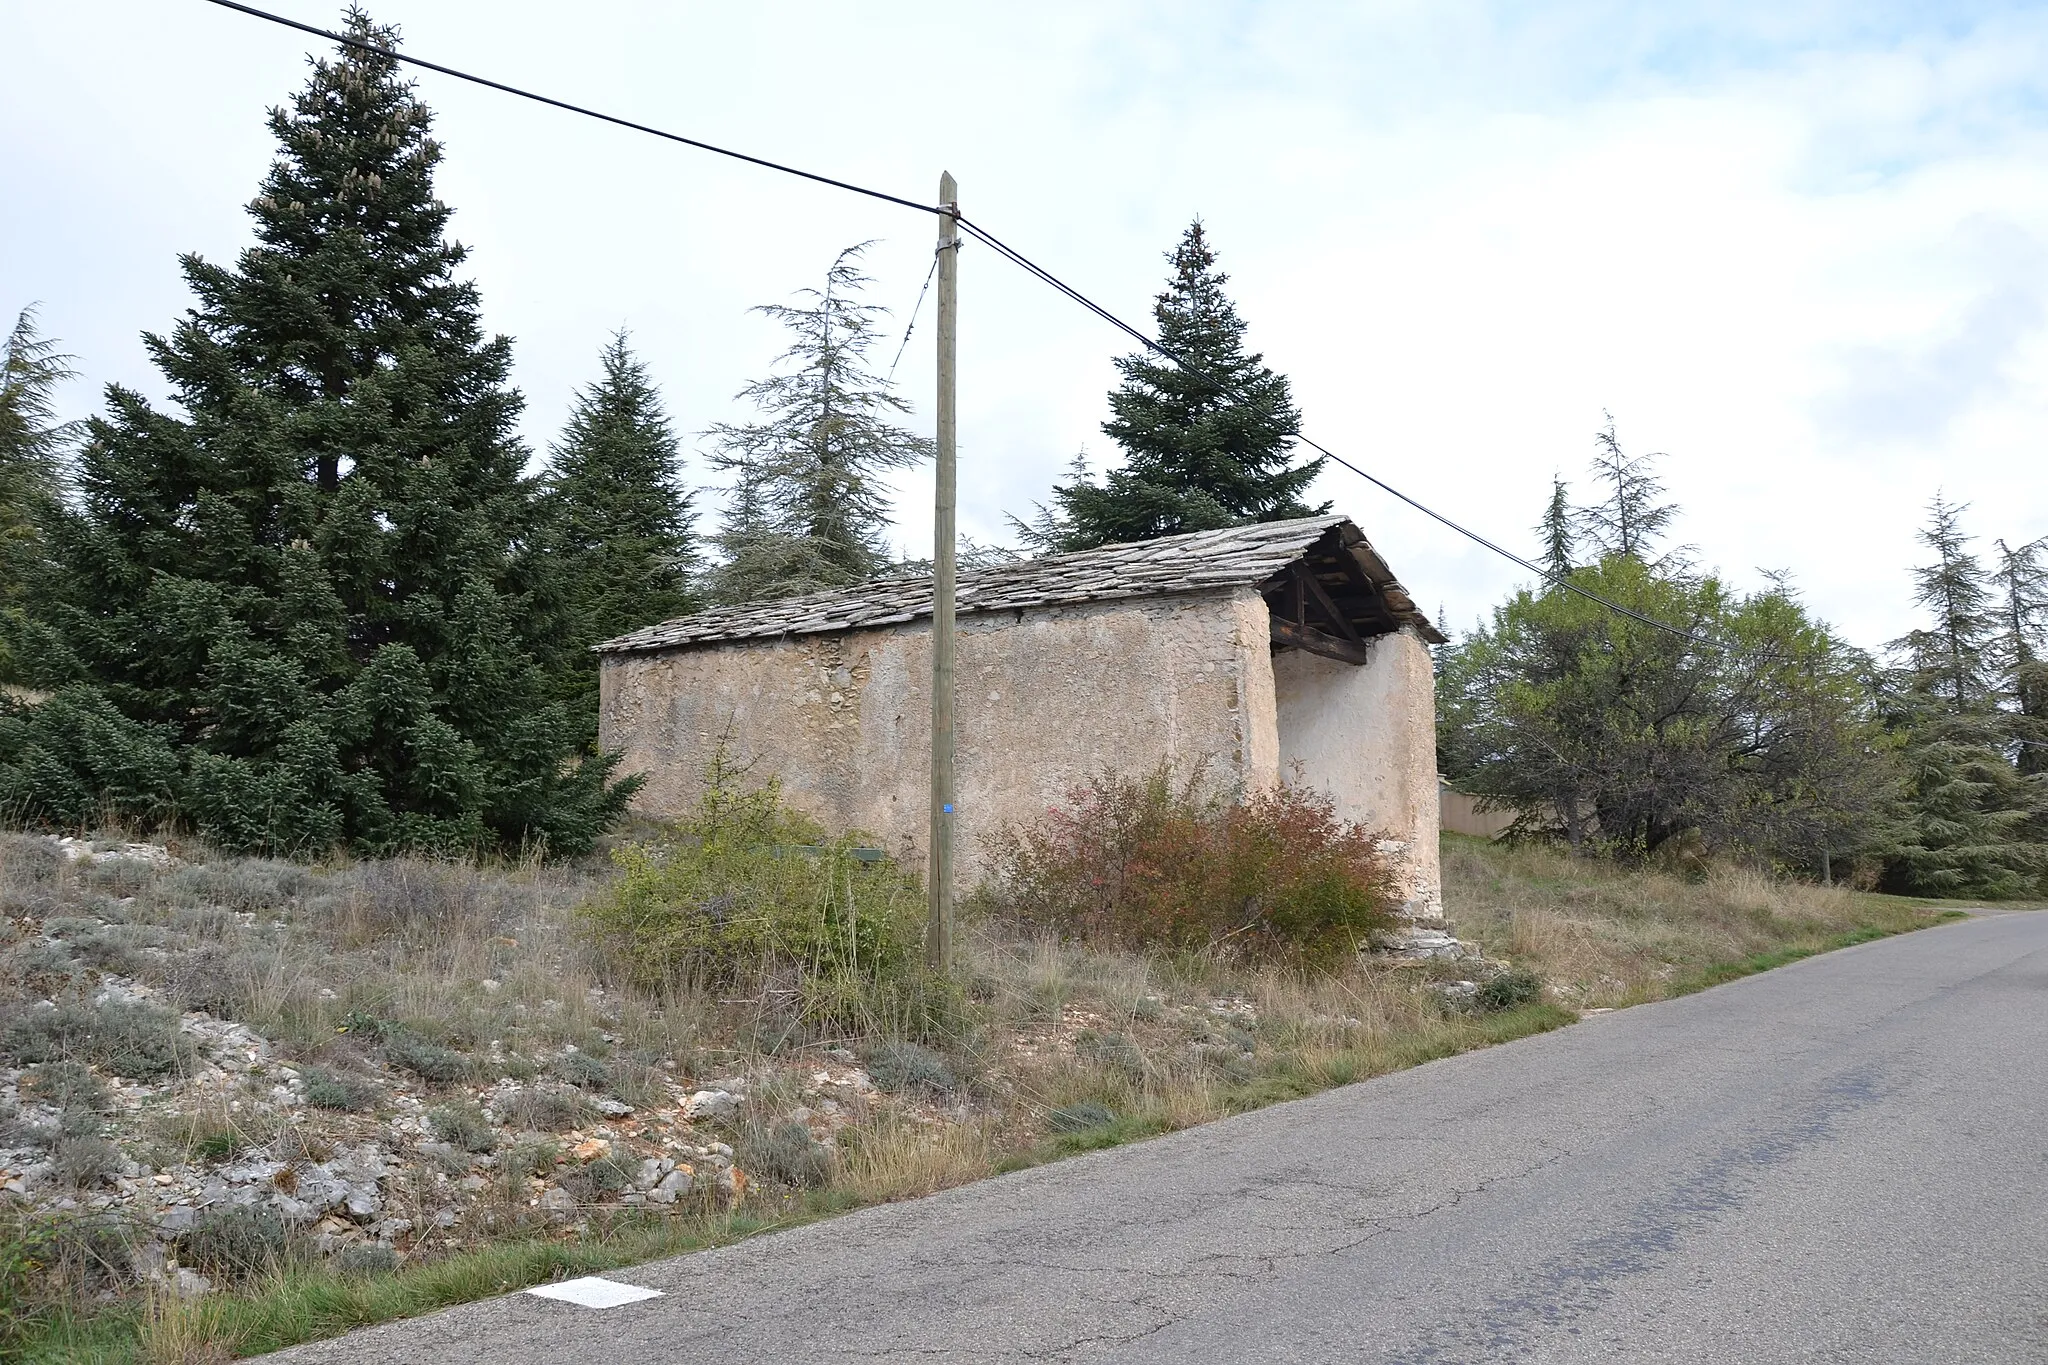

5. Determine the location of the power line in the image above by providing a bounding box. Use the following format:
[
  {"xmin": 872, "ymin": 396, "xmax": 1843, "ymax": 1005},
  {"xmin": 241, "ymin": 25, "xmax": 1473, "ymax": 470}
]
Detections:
[
  {"xmin": 198, "ymin": 0, "xmax": 1775, "ymax": 656},
  {"xmin": 886, "ymin": 251, "xmax": 940, "ymax": 383},
  {"xmin": 953, "ymin": 218, "xmax": 1757, "ymax": 655},
  {"xmin": 197, "ymin": 0, "xmax": 943, "ymax": 220}
]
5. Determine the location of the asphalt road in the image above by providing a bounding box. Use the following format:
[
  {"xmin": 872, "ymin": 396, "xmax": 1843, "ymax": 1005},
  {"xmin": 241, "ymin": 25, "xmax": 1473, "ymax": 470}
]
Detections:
[{"xmin": 272, "ymin": 910, "xmax": 2048, "ymax": 1364}]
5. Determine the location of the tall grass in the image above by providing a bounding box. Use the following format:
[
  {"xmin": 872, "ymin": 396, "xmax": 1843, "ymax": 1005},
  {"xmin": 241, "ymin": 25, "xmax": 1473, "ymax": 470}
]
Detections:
[{"xmin": 0, "ymin": 824, "xmax": 1964, "ymax": 1363}]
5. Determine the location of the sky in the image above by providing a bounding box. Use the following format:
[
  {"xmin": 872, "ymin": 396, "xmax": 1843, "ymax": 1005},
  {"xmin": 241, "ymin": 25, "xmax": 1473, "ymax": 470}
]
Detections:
[{"xmin": 4, "ymin": 0, "xmax": 2046, "ymax": 652}]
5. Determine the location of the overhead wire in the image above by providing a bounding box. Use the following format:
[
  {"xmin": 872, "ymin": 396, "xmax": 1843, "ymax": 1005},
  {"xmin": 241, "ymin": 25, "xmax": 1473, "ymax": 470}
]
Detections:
[
  {"xmin": 955, "ymin": 215, "xmax": 1761, "ymax": 655},
  {"xmin": 199, "ymin": 0, "xmax": 1791, "ymax": 657},
  {"xmin": 197, "ymin": 0, "xmax": 943, "ymax": 219},
  {"xmin": 886, "ymin": 252, "xmax": 940, "ymax": 384}
]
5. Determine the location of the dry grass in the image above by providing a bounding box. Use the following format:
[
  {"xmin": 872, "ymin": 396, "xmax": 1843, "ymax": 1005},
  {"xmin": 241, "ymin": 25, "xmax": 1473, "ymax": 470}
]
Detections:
[
  {"xmin": 3, "ymin": 828, "xmax": 1965, "ymax": 1362},
  {"xmin": 1439, "ymin": 834, "xmax": 1953, "ymax": 1007}
]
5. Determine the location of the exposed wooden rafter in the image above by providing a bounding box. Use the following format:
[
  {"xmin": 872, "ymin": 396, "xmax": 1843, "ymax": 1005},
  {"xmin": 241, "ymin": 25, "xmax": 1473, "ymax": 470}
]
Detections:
[{"xmin": 1269, "ymin": 615, "xmax": 1374, "ymax": 664}]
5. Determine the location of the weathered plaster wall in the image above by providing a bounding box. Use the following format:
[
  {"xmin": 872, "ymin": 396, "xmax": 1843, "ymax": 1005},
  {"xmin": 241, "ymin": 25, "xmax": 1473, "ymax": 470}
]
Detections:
[
  {"xmin": 598, "ymin": 588, "xmax": 1281, "ymax": 880},
  {"xmin": 1271, "ymin": 627, "xmax": 1443, "ymax": 917}
]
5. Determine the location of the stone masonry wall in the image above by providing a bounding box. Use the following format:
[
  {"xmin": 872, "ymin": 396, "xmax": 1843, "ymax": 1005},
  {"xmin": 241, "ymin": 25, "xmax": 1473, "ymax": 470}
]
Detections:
[{"xmin": 598, "ymin": 588, "xmax": 1281, "ymax": 881}]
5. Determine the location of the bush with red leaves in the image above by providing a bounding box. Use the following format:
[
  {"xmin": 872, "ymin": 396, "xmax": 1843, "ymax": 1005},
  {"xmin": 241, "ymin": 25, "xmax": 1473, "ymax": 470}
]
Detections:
[{"xmin": 987, "ymin": 768, "xmax": 1400, "ymax": 966}]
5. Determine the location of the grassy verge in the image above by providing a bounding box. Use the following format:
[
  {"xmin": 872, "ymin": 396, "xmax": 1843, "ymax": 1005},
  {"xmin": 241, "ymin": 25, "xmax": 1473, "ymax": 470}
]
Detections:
[{"xmin": 4, "ymin": 833, "xmax": 1983, "ymax": 1362}]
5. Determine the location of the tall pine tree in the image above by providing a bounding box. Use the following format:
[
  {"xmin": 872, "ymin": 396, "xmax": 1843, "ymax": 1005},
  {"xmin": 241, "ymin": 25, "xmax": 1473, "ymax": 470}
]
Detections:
[
  {"xmin": 0, "ymin": 306, "xmax": 74, "ymax": 682},
  {"xmin": 1043, "ymin": 221, "xmax": 1321, "ymax": 550},
  {"xmin": 541, "ymin": 331, "xmax": 699, "ymax": 747},
  {"xmin": 1992, "ymin": 535, "xmax": 2048, "ymax": 780},
  {"xmin": 1574, "ymin": 415, "xmax": 1683, "ymax": 567},
  {"xmin": 1881, "ymin": 497, "xmax": 2044, "ymax": 896},
  {"xmin": 704, "ymin": 244, "xmax": 932, "ymax": 603},
  {"xmin": 0, "ymin": 11, "xmax": 627, "ymax": 855},
  {"xmin": 1534, "ymin": 472, "xmax": 1574, "ymax": 585}
]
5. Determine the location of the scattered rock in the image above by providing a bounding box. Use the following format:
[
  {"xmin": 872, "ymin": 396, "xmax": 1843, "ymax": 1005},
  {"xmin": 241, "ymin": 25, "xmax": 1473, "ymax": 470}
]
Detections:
[
  {"xmin": 647, "ymin": 1166, "xmax": 693, "ymax": 1204},
  {"xmin": 1377, "ymin": 925, "xmax": 1475, "ymax": 962},
  {"xmin": 685, "ymin": 1090, "xmax": 738, "ymax": 1121},
  {"xmin": 536, "ymin": 1186, "xmax": 578, "ymax": 1218}
]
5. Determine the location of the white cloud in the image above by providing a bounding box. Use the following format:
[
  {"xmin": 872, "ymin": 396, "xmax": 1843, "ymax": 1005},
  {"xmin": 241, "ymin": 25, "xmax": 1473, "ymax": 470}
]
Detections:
[{"xmin": 2, "ymin": 0, "xmax": 2045, "ymax": 652}]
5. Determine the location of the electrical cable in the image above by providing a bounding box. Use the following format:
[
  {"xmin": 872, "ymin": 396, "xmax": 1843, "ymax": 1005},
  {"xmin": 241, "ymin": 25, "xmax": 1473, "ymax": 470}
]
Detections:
[
  {"xmin": 886, "ymin": 252, "xmax": 940, "ymax": 383},
  {"xmin": 196, "ymin": 0, "xmax": 1804, "ymax": 657},
  {"xmin": 954, "ymin": 216, "xmax": 1758, "ymax": 654},
  {"xmin": 197, "ymin": 0, "xmax": 944, "ymax": 220}
]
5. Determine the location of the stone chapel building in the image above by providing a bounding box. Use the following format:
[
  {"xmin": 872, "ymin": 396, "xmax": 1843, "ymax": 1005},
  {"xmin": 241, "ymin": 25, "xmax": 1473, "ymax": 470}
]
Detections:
[{"xmin": 596, "ymin": 514, "xmax": 1446, "ymax": 915}]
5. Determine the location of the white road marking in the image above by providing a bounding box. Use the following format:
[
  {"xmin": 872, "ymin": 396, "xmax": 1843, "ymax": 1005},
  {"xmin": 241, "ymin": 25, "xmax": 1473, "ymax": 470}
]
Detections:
[{"xmin": 524, "ymin": 1277, "xmax": 663, "ymax": 1309}]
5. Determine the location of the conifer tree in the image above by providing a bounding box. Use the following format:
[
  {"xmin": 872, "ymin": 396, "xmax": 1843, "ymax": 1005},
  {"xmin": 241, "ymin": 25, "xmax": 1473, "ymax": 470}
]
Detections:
[
  {"xmin": 1881, "ymin": 497, "xmax": 2044, "ymax": 896},
  {"xmin": 1897, "ymin": 494, "xmax": 1997, "ymax": 713},
  {"xmin": 541, "ymin": 331, "xmax": 699, "ymax": 746},
  {"xmin": 0, "ymin": 307, "xmax": 74, "ymax": 681},
  {"xmin": 704, "ymin": 244, "xmax": 932, "ymax": 603},
  {"xmin": 0, "ymin": 11, "xmax": 627, "ymax": 855},
  {"xmin": 1534, "ymin": 473, "xmax": 1574, "ymax": 584},
  {"xmin": 1045, "ymin": 221, "xmax": 1322, "ymax": 550},
  {"xmin": 1574, "ymin": 415, "xmax": 1682, "ymax": 566},
  {"xmin": 1992, "ymin": 535, "xmax": 2048, "ymax": 779}
]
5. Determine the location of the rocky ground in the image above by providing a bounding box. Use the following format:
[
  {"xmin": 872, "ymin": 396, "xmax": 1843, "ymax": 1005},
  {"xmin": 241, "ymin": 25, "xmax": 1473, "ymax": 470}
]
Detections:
[
  {"xmin": 0, "ymin": 836, "xmax": 960, "ymax": 1299},
  {"xmin": 6, "ymin": 833, "xmax": 1506, "ymax": 1305}
]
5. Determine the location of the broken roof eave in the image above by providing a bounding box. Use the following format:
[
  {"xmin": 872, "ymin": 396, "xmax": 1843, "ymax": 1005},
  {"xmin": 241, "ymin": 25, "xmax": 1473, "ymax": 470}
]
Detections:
[{"xmin": 595, "ymin": 515, "xmax": 1444, "ymax": 657}]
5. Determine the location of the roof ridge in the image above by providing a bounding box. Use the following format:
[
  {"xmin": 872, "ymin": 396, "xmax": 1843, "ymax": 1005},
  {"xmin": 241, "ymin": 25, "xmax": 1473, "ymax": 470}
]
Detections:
[{"xmin": 595, "ymin": 513, "xmax": 1429, "ymax": 655}]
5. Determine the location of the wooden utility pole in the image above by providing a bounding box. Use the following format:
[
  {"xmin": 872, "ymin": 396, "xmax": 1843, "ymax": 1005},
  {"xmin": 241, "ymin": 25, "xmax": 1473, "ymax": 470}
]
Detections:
[{"xmin": 928, "ymin": 171, "xmax": 959, "ymax": 971}]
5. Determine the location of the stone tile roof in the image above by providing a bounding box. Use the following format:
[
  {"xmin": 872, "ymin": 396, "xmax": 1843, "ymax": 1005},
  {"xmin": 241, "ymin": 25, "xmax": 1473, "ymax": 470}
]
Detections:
[{"xmin": 596, "ymin": 515, "xmax": 1437, "ymax": 654}]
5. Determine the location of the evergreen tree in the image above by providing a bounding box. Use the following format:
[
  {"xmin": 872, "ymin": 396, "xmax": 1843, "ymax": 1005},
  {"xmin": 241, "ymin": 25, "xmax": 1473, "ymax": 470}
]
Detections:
[
  {"xmin": 1437, "ymin": 555, "xmax": 1894, "ymax": 866},
  {"xmin": 1880, "ymin": 498, "xmax": 2044, "ymax": 896},
  {"xmin": 1045, "ymin": 221, "xmax": 1321, "ymax": 550},
  {"xmin": 541, "ymin": 331, "xmax": 699, "ymax": 746},
  {"xmin": 1534, "ymin": 472, "xmax": 1574, "ymax": 584},
  {"xmin": 704, "ymin": 244, "xmax": 932, "ymax": 603},
  {"xmin": 1895, "ymin": 494, "xmax": 1998, "ymax": 713},
  {"xmin": 0, "ymin": 306, "xmax": 74, "ymax": 681},
  {"xmin": 1574, "ymin": 415, "xmax": 1682, "ymax": 566},
  {"xmin": 0, "ymin": 11, "xmax": 627, "ymax": 855},
  {"xmin": 1992, "ymin": 535, "xmax": 2048, "ymax": 779}
]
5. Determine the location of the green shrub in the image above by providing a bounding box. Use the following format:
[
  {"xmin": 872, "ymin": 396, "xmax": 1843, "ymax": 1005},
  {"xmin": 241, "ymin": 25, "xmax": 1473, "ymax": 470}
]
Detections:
[
  {"xmin": 564, "ymin": 1150, "xmax": 640, "ymax": 1199},
  {"xmin": 162, "ymin": 943, "xmax": 266, "ymax": 1018},
  {"xmin": 738, "ymin": 1120, "xmax": 833, "ymax": 1189},
  {"xmin": 1076, "ymin": 1029, "xmax": 1145, "ymax": 1077},
  {"xmin": 82, "ymin": 857, "xmax": 159, "ymax": 899},
  {"xmin": 1047, "ymin": 1101, "xmax": 1117, "ymax": 1134},
  {"xmin": 51, "ymin": 1135, "xmax": 122, "ymax": 1188},
  {"xmin": 552, "ymin": 1051, "xmax": 610, "ymax": 1091},
  {"xmin": 19, "ymin": 1061, "xmax": 109, "ymax": 1114},
  {"xmin": 0, "ymin": 1102, "xmax": 54, "ymax": 1149},
  {"xmin": 988, "ymin": 768, "xmax": 1401, "ymax": 966},
  {"xmin": 3, "ymin": 939, "xmax": 78, "ymax": 986},
  {"xmin": 335, "ymin": 1011, "xmax": 392, "ymax": 1042},
  {"xmin": 427, "ymin": 1101, "xmax": 496, "ymax": 1153},
  {"xmin": 383, "ymin": 1031, "xmax": 469, "ymax": 1084},
  {"xmin": 604, "ymin": 1054, "xmax": 670, "ymax": 1109},
  {"xmin": 505, "ymin": 1138, "xmax": 561, "ymax": 1177},
  {"xmin": 68, "ymin": 927, "xmax": 146, "ymax": 975},
  {"xmin": 337, "ymin": 1243, "xmax": 399, "ymax": 1276},
  {"xmin": 178, "ymin": 1205, "xmax": 288, "ymax": 1281},
  {"xmin": 0, "ymin": 1208, "xmax": 135, "ymax": 1346},
  {"xmin": 0, "ymin": 998, "xmax": 188, "ymax": 1078},
  {"xmin": 163, "ymin": 860, "xmax": 313, "ymax": 913},
  {"xmin": 302, "ymin": 1066, "xmax": 380, "ymax": 1112},
  {"xmin": 1475, "ymin": 967, "xmax": 1543, "ymax": 1013},
  {"xmin": 864, "ymin": 1040, "xmax": 957, "ymax": 1095},
  {"xmin": 581, "ymin": 757, "xmax": 929, "ymax": 1034},
  {"xmin": 0, "ymin": 834, "xmax": 66, "ymax": 890},
  {"xmin": 495, "ymin": 1086, "xmax": 593, "ymax": 1132}
]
